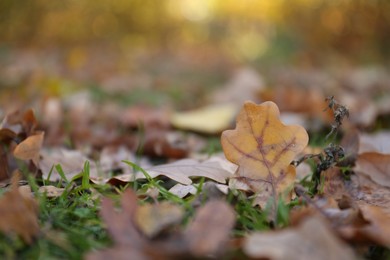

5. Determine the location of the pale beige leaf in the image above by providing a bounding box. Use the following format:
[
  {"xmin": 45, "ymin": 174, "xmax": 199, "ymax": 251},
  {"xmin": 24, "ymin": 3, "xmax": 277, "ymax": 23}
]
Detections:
[
  {"xmin": 107, "ymin": 157, "xmax": 236, "ymax": 185},
  {"xmin": 169, "ymin": 184, "xmax": 197, "ymax": 198},
  {"xmin": 171, "ymin": 104, "xmax": 237, "ymax": 134}
]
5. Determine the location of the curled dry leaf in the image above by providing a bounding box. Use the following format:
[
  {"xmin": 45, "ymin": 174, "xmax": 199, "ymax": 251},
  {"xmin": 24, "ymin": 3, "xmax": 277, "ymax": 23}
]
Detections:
[
  {"xmin": 356, "ymin": 204, "xmax": 390, "ymax": 247},
  {"xmin": 221, "ymin": 101, "xmax": 308, "ymax": 207},
  {"xmin": 13, "ymin": 131, "xmax": 44, "ymax": 165},
  {"xmin": 244, "ymin": 217, "xmax": 356, "ymax": 260},
  {"xmin": 0, "ymin": 172, "xmax": 39, "ymax": 244}
]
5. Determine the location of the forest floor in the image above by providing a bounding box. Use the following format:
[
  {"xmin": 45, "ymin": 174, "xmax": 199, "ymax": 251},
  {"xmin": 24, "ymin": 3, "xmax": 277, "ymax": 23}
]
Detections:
[{"xmin": 1, "ymin": 47, "xmax": 390, "ymax": 259}]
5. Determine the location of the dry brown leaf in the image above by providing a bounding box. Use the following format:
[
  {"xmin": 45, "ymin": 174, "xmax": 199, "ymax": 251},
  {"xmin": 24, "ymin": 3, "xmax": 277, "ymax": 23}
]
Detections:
[
  {"xmin": 90, "ymin": 191, "xmax": 235, "ymax": 259},
  {"xmin": 99, "ymin": 189, "xmax": 142, "ymax": 246},
  {"xmin": 259, "ymin": 86, "xmax": 329, "ymax": 121},
  {"xmin": 221, "ymin": 101, "xmax": 308, "ymax": 207},
  {"xmin": 88, "ymin": 190, "xmax": 198, "ymax": 259},
  {"xmin": 135, "ymin": 202, "xmax": 184, "ymax": 238},
  {"xmin": 86, "ymin": 189, "xmax": 155, "ymax": 260},
  {"xmin": 347, "ymin": 173, "xmax": 390, "ymax": 215},
  {"xmin": 356, "ymin": 204, "xmax": 390, "ymax": 247},
  {"xmin": 322, "ymin": 167, "xmax": 349, "ymax": 201},
  {"xmin": 13, "ymin": 131, "xmax": 44, "ymax": 165},
  {"xmin": 0, "ymin": 172, "xmax": 39, "ymax": 244},
  {"xmin": 355, "ymin": 152, "xmax": 390, "ymax": 188},
  {"xmin": 1, "ymin": 108, "xmax": 38, "ymax": 136},
  {"xmin": 244, "ymin": 217, "xmax": 356, "ymax": 260},
  {"xmin": 184, "ymin": 200, "xmax": 235, "ymax": 257},
  {"xmin": 0, "ymin": 145, "xmax": 9, "ymax": 181},
  {"xmin": 294, "ymin": 171, "xmax": 390, "ymax": 248},
  {"xmin": 142, "ymin": 130, "xmax": 191, "ymax": 159}
]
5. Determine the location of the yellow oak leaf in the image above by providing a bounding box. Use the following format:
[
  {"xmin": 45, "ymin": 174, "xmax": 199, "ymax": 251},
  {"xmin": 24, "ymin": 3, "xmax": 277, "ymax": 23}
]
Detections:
[{"xmin": 221, "ymin": 101, "xmax": 309, "ymax": 208}]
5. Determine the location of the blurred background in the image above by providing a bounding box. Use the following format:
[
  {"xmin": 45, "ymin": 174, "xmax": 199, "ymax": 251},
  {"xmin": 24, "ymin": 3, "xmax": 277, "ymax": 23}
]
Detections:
[{"xmin": 1, "ymin": 0, "xmax": 390, "ymax": 110}]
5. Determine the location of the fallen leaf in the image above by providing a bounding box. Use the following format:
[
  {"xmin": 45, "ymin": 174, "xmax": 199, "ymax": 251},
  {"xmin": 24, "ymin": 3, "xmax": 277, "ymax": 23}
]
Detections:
[
  {"xmin": 355, "ymin": 204, "xmax": 390, "ymax": 247},
  {"xmin": 294, "ymin": 171, "xmax": 390, "ymax": 248},
  {"xmin": 0, "ymin": 145, "xmax": 10, "ymax": 181},
  {"xmin": 108, "ymin": 156, "xmax": 236, "ymax": 186},
  {"xmin": 295, "ymin": 161, "xmax": 312, "ymax": 181},
  {"xmin": 339, "ymin": 93, "xmax": 378, "ymax": 127},
  {"xmin": 184, "ymin": 200, "xmax": 235, "ymax": 257},
  {"xmin": 89, "ymin": 192, "xmax": 235, "ymax": 259},
  {"xmin": 99, "ymin": 189, "xmax": 142, "ymax": 246},
  {"xmin": 355, "ymin": 152, "xmax": 390, "ymax": 188},
  {"xmin": 142, "ymin": 130, "xmax": 190, "ymax": 159},
  {"xmin": 99, "ymin": 145, "xmax": 150, "ymax": 175},
  {"xmin": 141, "ymin": 158, "xmax": 236, "ymax": 185},
  {"xmin": 135, "ymin": 202, "xmax": 184, "ymax": 238},
  {"xmin": 1, "ymin": 108, "xmax": 38, "ymax": 136},
  {"xmin": 322, "ymin": 167, "xmax": 348, "ymax": 200},
  {"xmin": 169, "ymin": 184, "xmax": 197, "ymax": 198},
  {"xmin": 0, "ymin": 128, "xmax": 17, "ymax": 143},
  {"xmin": 13, "ymin": 131, "xmax": 44, "ymax": 165},
  {"xmin": 171, "ymin": 104, "xmax": 237, "ymax": 134},
  {"xmin": 347, "ymin": 173, "xmax": 390, "ymax": 215},
  {"xmin": 87, "ymin": 189, "xmax": 157, "ymax": 260},
  {"xmin": 259, "ymin": 86, "xmax": 329, "ymax": 121},
  {"xmin": 221, "ymin": 101, "xmax": 308, "ymax": 207},
  {"xmin": 358, "ymin": 131, "xmax": 390, "ymax": 154},
  {"xmin": 191, "ymin": 182, "xmax": 230, "ymax": 207},
  {"xmin": 40, "ymin": 148, "xmax": 98, "ymax": 181},
  {"xmin": 0, "ymin": 172, "xmax": 39, "ymax": 244},
  {"xmin": 244, "ymin": 217, "xmax": 356, "ymax": 260}
]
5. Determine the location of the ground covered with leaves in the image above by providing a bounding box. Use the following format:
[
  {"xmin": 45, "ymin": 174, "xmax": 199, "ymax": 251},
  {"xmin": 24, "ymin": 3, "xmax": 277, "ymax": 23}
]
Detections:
[{"xmin": 1, "ymin": 56, "xmax": 390, "ymax": 259}]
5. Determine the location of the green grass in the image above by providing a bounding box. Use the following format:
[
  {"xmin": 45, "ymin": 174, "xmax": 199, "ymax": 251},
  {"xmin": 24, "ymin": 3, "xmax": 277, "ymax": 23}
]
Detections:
[
  {"xmin": 0, "ymin": 189, "xmax": 110, "ymax": 259},
  {"xmin": 0, "ymin": 158, "xmax": 282, "ymax": 259}
]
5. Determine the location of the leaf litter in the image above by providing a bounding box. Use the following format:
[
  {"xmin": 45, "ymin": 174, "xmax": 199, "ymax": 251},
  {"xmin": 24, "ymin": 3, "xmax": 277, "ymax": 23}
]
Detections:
[{"xmin": 1, "ymin": 88, "xmax": 390, "ymax": 259}]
